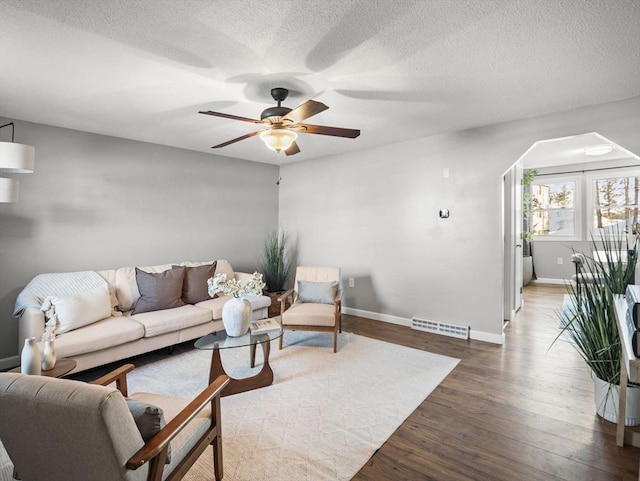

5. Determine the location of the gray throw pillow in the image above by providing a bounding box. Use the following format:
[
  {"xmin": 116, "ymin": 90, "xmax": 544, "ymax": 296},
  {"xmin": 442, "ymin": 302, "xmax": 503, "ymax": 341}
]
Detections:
[
  {"xmin": 133, "ymin": 266, "xmax": 185, "ymax": 315},
  {"xmin": 296, "ymin": 281, "xmax": 338, "ymax": 304},
  {"xmin": 125, "ymin": 398, "xmax": 171, "ymax": 463},
  {"xmin": 180, "ymin": 261, "xmax": 217, "ymax": 304}
]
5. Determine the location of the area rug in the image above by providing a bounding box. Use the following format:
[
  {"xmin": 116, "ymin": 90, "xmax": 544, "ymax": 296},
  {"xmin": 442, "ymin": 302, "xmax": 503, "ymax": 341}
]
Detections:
[{"xmin": 0, "ymin": 331, "xmax": 459, "ymax": 481}]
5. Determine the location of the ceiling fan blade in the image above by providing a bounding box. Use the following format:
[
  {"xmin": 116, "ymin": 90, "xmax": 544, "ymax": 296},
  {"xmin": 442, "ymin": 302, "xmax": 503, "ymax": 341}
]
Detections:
[
  {"xmin": 199, "ymin": 110, "xmax": 263, "ymax": 124},
  {"xmin": 284, "ymin": 141, "xmax": 300, "ymax": 156},
  {"xmin": 211, "ymin": 131, "xmax": 261, "ymax": 149},
  {"xmin": 282, "ymin": 100, "xmax": 328, "ymax": 124},
  {"xmin": 298, "ymin": 123, "xmax": 360, "ymax": 138}
]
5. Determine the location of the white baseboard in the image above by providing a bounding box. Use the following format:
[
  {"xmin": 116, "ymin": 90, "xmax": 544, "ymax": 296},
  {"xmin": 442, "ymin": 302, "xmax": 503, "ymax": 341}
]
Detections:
[
  {"xmin": 530, "ymin": 278, "xmax": 567, "ymax": 286},
  {"xmin": 0, "ymin": 355, "xmax": 20, "ymax": 371},
  {"xmin": 470, "ymin": 330, "xmax": 505, "ymax": 345},
  {"xmin": 342, "ymin": 307, "xmax": 504, "ymax": 345},
  {"xmin": 341, "ymin": 307, "xmax": 411, "ymax": 327}
]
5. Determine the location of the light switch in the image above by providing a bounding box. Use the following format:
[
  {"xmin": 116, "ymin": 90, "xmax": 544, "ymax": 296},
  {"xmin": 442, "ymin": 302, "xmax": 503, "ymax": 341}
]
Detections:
[{"xmin": 439, "ymin": 209, "xmax": 450, "ymax": 219}]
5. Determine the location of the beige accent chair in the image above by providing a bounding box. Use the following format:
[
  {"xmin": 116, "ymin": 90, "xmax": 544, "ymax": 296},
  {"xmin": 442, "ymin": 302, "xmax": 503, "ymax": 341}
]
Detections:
[
  {"xmin": 278, "ymin": 266, "xmax": 342, "ymax": 353},
  {"xmin": 0, "ymin": 365, "xmax": 229, "ymax": 481}
]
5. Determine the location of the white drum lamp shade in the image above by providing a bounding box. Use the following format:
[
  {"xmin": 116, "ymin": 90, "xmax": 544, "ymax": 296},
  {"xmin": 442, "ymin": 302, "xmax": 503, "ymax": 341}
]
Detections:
[
  {"xmin": 0, "ymin": 177, "xmax": 19, "ymax": 204},
  {"xmin": 0, "ymin": 142, "xmax": 35, "ymax": 173}
]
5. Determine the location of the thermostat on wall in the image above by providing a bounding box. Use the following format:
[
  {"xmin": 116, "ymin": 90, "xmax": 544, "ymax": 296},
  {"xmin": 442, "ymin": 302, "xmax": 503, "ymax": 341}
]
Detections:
[{"xmin": 439, "ymin": 209, "xmax": 450, "ymax": 219}]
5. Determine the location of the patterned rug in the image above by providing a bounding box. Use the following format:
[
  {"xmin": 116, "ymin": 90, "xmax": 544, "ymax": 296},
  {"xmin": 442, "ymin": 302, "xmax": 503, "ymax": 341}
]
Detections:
[{"xmin": 0, "ymin": 331, "xmax": 459, "ymax": 481}]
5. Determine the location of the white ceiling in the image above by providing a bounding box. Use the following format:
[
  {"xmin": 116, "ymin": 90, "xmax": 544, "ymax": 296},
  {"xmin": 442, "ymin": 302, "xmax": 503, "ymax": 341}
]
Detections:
[
  {"xmin": 521, "ymin": 133, "xmax": 640, "ymax": 170},
  {"xmin": 1, "ymin": 0, "xmax": 639, "ymax": 165}
]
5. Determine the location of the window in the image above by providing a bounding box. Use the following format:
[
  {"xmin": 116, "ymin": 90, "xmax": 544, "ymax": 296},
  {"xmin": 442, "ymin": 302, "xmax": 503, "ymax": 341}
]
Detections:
[
  {"xmin": 587, "ymin": 169, "xmax": 639, "ymax": 236},
  {"xmin": 530, "ymin": 175, "xmax": 580, "ymax": 240}
]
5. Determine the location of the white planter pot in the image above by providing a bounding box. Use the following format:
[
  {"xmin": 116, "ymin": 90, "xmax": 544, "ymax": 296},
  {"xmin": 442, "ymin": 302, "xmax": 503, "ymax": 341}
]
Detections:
[
  {"xmin": 222, "ymin": 297, "xmax": 252, "ymax": 337},
  {"xmin": 593, "ymin": 374, "xmax": 640, "ymax": 426},
  {"xmin": 523, "ymin": 256, "xmax": 533, "ymax": 286}
]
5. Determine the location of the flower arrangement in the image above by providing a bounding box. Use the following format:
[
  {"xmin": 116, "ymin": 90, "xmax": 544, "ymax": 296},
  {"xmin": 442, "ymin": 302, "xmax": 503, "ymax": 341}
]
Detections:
[
  {"xmin": 207, "ymin": 272, "xmax": 265, "ymax": 298},
  {"xmin": 41, "ymin": 319, "xmax": 56, "ymax": 341}
]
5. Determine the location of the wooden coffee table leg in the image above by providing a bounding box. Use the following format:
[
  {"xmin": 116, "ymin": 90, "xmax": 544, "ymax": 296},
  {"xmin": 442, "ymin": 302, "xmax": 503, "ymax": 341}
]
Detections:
[{"xmin": 209, "ymin": 339, "xmax": 274, "ymax": 397}]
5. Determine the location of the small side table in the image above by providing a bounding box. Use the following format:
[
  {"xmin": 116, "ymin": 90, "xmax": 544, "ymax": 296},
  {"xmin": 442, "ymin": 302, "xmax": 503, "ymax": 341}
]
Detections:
[{"xmin": 9, "ymin": 358, "xmax": 77, "ymax": 378}]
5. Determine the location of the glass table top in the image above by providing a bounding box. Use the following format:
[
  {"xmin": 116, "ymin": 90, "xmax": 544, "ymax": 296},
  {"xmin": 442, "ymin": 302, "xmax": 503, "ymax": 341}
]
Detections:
[{"xmin": 195, "ymin": 316, "xmax": 283, "ymax": 350}]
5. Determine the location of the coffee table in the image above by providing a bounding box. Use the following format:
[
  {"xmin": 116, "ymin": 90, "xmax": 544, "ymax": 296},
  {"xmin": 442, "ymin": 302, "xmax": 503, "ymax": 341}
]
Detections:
[
  {"xmin": 195, "ymin": 316, "xmax": 283, "ymax": 397},
  {"xmin": 9, "ymin": 358, "xmax": 77, "ymax": 378}
]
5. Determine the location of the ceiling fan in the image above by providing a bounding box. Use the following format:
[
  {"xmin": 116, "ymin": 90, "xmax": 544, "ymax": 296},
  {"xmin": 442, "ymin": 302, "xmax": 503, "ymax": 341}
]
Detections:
[{"xmin": 199, "ymin": 87, "xmax": 360, "ymax": 156}]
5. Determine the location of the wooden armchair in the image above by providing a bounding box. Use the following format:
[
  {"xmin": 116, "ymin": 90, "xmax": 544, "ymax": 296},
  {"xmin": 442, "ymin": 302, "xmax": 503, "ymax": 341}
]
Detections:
[
  {"xmin": 278, "ymin": 266, "xmax": 342, "ymax": 352},
  {"xmin": 0, "ymin": 364, "xmax": 229, "ymax": 481}
]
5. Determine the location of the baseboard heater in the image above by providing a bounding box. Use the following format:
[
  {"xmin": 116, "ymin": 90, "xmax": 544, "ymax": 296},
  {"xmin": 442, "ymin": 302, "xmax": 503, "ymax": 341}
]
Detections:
[{"xmin": 411, "ymin": 317, "xmax": 469, "ymax": 339}]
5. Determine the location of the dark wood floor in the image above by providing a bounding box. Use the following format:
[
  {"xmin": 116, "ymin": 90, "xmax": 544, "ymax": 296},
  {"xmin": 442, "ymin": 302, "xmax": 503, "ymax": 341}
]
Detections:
[{"xmin": 345, "ymin": 285, "xmax": 640, "ymax": 481}]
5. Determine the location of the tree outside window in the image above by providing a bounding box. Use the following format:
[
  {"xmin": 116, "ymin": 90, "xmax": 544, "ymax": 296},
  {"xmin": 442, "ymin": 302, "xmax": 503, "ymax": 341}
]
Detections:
[{"xmin": 591, "ymin": 173, "xmax": 639, "ymax": 235}]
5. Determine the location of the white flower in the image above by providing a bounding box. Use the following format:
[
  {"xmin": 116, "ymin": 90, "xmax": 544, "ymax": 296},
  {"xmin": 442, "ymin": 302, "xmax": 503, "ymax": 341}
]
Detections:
[
  {"xmin": 207, "ymin": 272, "xmax": 265, "ymax": 298},
  {"xmin": 41, "ymin": 317, "xmax": 57, "ymax": 341}
]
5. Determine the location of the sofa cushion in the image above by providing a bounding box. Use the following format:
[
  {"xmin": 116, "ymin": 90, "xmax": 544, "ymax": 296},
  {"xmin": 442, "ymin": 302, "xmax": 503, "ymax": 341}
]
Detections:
[
  {"xmin": 214, "ymin": 259, "xmax": 235, "ymax": 279},
  {"xmin": 131, "ymin": 304, "xmax": 212, "ymax": 338},
  {"xmin": 133, "ymin": 267, "xmax": 186, "ymax": 315},
  {"xmin": 195, "ymin": 295, "xmax": 231, "ymax": 320},
  {"xmin": 196, "ymin": 295, "xmax": 271, "ymax": 320},
  {"xmin": 114, "ymin": 264, "xmax": 173, "ymax": 312},
  {"xmin": 53, "ymin": 316, "xmax": 145, "ymax": 358},
  {"xmin": 180, "ymin": 261, "xmax": 217, "ymax": 305},
  {"xmin": 42, "ymin": 284, "xmax": 112, "ymax": 334}
]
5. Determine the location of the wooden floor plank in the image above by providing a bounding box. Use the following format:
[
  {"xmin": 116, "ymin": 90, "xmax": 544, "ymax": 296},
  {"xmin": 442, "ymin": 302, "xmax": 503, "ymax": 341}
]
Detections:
[{"xmin": 346, "ymin": 285, "xmax": 640, "ymax": 481}]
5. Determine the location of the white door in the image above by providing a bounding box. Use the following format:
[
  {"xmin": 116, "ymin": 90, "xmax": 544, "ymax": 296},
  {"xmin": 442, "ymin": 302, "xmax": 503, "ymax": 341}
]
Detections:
[
  {"xmin": 503, "ymin": 164, "xmax": 523, "ymax": 322},
  {"xmin": 513, "ymin": 163, "xmax": 523, "ymax": 312}
]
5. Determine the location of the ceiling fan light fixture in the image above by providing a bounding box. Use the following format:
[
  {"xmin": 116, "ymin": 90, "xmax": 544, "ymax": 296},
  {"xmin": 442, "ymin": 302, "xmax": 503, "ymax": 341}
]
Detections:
[
  {"xmin": 260, "ymin": 128, "xmax": 297, "ymax": 152},
  {"xmin": 584, "ymin": 144, "xmax": 613, "ymax": 156}
]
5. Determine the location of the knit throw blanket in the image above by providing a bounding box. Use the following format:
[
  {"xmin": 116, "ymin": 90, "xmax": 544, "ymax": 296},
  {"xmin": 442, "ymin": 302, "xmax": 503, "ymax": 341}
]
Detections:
[{"xmin": 13, "ymin": 271, "xmax": 108, "ymax": 317}]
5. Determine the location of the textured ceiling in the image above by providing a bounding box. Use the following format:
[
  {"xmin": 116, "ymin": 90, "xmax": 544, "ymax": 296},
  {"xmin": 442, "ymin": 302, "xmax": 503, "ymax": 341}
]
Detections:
[{"xmin": 1, "ymin": 0, "xmax": 639, "ymax": 165}]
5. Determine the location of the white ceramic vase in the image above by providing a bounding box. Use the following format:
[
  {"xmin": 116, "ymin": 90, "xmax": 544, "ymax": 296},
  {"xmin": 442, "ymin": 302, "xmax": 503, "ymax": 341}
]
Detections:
[
  {"xmin": 593, "ymin": 374, "xmax": 640, "ymax": 426},
  {"xmin": 222, "ymin": 297, "xmax": 252, "ymax": 337},
  {"xmin": 42, "ymin": 340, "xmax": 56, "ymax": 371},
  {"xmin": 21, "ymin": 337, "xmax": 41, "ymax": 375}
]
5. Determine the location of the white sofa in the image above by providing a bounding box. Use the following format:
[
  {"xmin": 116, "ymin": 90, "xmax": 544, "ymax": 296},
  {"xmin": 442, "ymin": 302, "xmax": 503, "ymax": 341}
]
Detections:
[{"xmin": 14, "ymin": 259, "xmax": 270, "ymax": 374}]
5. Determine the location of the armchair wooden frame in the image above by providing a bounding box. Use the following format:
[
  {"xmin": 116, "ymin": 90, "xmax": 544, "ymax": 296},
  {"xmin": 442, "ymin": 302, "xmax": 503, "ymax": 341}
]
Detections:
[
  {"xmin": 277, "ymin": 288, "xmax": 342, "ymax": 353},
  {"xmin": 90, "ymin": 364, "xmax": 229, "ymax": 481}
]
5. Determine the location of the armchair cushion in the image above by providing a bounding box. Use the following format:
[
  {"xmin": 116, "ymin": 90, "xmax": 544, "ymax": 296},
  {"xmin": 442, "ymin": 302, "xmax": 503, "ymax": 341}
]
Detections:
[
  {"xmin": 281, "ymin": 302, "xmax": 337, "ymax": 327},
  {"xmin": 296, "ymin": 281, "xmax": 338, "ymax": 305},
  {"xmin": 125, "ymin": 398, "xmax": 171, "ymax": 463},
  {"xmin": 129, "ymin": 392, "xmax": 211, "ymax": 474}
]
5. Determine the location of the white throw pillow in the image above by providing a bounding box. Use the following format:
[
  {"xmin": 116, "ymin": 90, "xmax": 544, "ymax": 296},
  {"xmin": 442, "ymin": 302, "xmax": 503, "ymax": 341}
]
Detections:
[{"xmin": 43, "ymin": 284, "xmax": 112, "ymax": 334}]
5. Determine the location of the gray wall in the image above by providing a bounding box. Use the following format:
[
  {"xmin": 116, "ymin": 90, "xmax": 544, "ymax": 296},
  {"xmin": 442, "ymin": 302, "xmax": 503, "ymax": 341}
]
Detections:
[
  {"xmin": 1, "ymin": 97, "xmax": 638, "ymax": 361},
  {"xmin": 0, "ymin": 119, "xmax": 279, "ymax": 363},
  {"xmin": 279, "ymin": 96, "xmax": 640, "ymax": 342}
]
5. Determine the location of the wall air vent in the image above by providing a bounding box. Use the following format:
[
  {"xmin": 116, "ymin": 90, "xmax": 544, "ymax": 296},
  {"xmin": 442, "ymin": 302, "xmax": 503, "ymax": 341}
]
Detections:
[{"xmin": 411, "ymin": 317, "xmax": 469, "ymax": 339}]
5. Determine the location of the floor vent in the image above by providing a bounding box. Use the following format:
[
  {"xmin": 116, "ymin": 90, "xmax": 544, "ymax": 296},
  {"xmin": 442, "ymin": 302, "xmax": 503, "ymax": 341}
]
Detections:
[{"xmin": 411, "ymin": 317, "xmax": 469, "ymax": 339}]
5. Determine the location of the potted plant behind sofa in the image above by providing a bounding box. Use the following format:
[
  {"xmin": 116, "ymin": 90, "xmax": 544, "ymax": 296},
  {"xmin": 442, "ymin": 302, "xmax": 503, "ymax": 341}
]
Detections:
[
  {"xmin": 554, "ymin": 226, "xmax": 639, "ymax": 425},
  {"xmin": 259, "ymin": 229, "xmax": 292, "ymax": 317}
]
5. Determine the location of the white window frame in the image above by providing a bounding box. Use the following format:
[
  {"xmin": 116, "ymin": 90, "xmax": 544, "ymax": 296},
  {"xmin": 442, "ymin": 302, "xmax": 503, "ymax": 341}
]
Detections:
[
  {"xmin": 530, "ymin": 174, "xmax": 582, "ymax": 242},
  {"xmin": 586, "ymin": 167, "xmax": 640, "ymax": 239}
]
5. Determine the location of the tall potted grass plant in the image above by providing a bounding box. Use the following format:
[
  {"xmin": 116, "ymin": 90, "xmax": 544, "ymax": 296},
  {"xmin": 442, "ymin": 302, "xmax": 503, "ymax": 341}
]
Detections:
[
  {"xmin": 259, "ymin": 230, "xmax": 292, "ymax": 317},
  {"xmin": 554, "ymin": 227, "xmax": 639, "ymax": 425}
]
